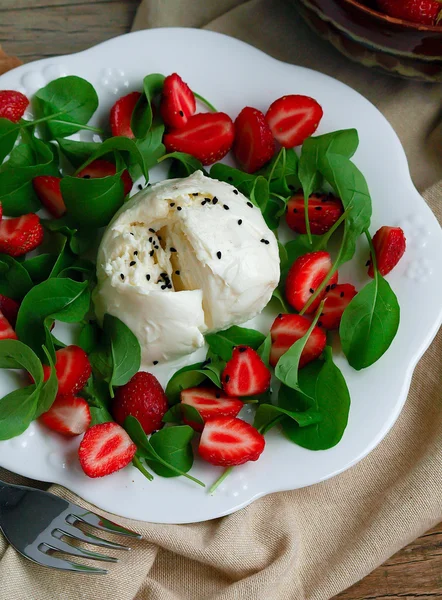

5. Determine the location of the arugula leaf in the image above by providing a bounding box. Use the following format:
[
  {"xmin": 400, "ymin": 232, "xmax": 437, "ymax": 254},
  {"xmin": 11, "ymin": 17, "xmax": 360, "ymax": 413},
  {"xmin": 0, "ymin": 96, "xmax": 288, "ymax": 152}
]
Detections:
[
  {"xmin": 280, "ymin": 348, "xmax": 350, "ymax": 450},
  {"xmin": 250, "ymin": 176, "xmax": 269, "ymax": 212},
  {"xmin": 33, "ymin": 76, "xmax": 99, "ymax": 139},
  {"xmin": 35, "ymin": 347, "xmax": 58, "ymax": 417},
  {"xmin": 159, "ymin": 152, "xmax": 205, "ymax": 178},
  {"xmin": 257, "ymin": 333, "xmax": 272, "ymax": 367},
  {"xmin": 202, "ymin": 357, "xmax": 226, "ymax": 388},
  {"xmin": 0, "ymin": 255, "xmax": 34, "ymax": 300},
  {"xmin": 262, "ymin": 198, "xmax": 282, "ymax": 231},
  {"xmin": 162, "ymin": 403, "xmax": 204, "ymax": 427},
  {"xmin": 165, "ymin": 362, "xmax": 211, "ymax": 405},
  {"xmin": 0, "ymin": 339, "xmax": 43, "ymax": 379},
  {"xmin": 130, "ymin": 123, "xmax": 165, "ymax": 180},
  {"xmin": 210, "ymin": 163, "xmax": 257, "ymax": 196},
  {"xmin": 61, "ymin": 172, "xmax": 125, "ymax": 228},
  {"xmin": 43, "ymin": 218, "xmax": 94, "ymax": 255},
  {"xmin": 131, "ymin": 74, "xmax": 165, "ymax": 139},
  {"xmin": 22, "ymin": 254, "xmax": 56, "ymax": 283},
  {"xmin": 205, "ymin": 326, "xmax": 266, "ymax": 362},
  {"xmin": 103, "ymin": 314, "xmax": 141, "ymax": 393},
  {"xmin": 253, "ymin": 403, "xmax": 322, "ymax": 435},
  {"xmin": 78, "ymin": 321, "xmax": 100, "ymax": 354},
  {"xmin": 57, "ymin": 138, "xmax": 102, "ymax": 168},
  {"xmin": 81, "ymin": 376, "xmax": 113, "ymax": 425},
  {"xmin": 0, "ymin": 118, "xmax": 20, "ymax": 164}
]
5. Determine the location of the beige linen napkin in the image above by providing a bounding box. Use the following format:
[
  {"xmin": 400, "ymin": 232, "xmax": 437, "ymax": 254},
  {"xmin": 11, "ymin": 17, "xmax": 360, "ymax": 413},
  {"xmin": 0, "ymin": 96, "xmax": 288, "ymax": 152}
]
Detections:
[{"xmin": 1, "ymin": 2, "xmax": 441, "ymax": 598}]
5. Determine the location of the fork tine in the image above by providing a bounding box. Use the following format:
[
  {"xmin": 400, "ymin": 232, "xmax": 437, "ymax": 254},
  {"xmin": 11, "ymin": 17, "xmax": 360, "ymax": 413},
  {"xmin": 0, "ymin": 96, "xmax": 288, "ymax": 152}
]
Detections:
[
  {"xmin": 25, "ymin": 548, "xmax": 107, "ymax": 574},
  {"xmin": 68, "ymin": 510, "xmax": 142, "ymax": 539},
  {"xmin": 57, "ymin": 523, "xmax": 131, "ymax": 550},
  {"xmin": 44, "ymin": 537, "xmax": 118, "ymax": 563}
]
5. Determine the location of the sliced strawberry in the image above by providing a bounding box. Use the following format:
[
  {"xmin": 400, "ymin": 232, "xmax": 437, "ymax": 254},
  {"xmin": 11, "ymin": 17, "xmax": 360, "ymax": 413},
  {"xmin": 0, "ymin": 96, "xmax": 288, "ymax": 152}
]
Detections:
[
  {"xmin": 163, "ymin": 112, "xmax": 234, "ymax": 166},
  {"xmin": 233, "ymin": 106, "xmax": 275, "ymax": 173},
  {"xmin": 0, "ymin": 214, "xmax": 44, "ymax": 257},
  {"xmin": 160, "ymin": 73, "xmax": 196, "ymax": 129},
  {"xmin": 40, "ymin": 394, "xmax": 91, "ymax": 436},
  {"xmin": 0, "ymin": 90, "xmax": 29, "ymax": 123},
  {"xmin": 265, "ymin": 95, "xmax": 323, "ymax": 148},
  {"xmin": 199, "ymin": 416, "xmax": 265, "ymax": 467},
  {"xmin": 180, "ymin": 386, "xmax": 243, "ymax": 432},
  {"xmin": 110, "ymin": 91, "xmax": 142, "ymax": 138},
  {"xmin": 285, "ymin": 251, "xmax": 338, "ymax": 314},
  {"xmin": 41, "ymin": 345, "xmax": 91, "ymax": 396},
  {"xmin": 377, "ymin": 0, "xmax": 441, "ymax": 26},
  {"xmin": 368, "ymin": 226, "xmax": 406, "ymax": 278},
  {"xmin": 77, "ymin": 159, "xmax": 133, "ymax": 197},
  {"xmin": 33, "ymin": 176, "xmax": 66, "ymax": 218},
  {"xmin": 320, "ymin": 283, "xmax": 357, "ymax": 330},
  {"xmin": 270, "ymin": 313, "xmax": 326, "ymax": 368},
  {"xmin": 0, "ymin": 294, "xmax": 19, "ymax": 327},
  {"xmin": 0, "ymin": 310, "xmax": 18, "ymax": 340},
  {"xmin": 286, "ymin": 193, "xmax": 343, "ymax": 235},
  {"xmin": 78, "ymin": 422, "xmax": 136, "ymax": 478},
  {"xmin": 113, "ymin": 371, "xmax": 168, "ymax": 435},
  {"xmin": 221, "ymin": 346, "xmax": 271, "ymax": 397}
]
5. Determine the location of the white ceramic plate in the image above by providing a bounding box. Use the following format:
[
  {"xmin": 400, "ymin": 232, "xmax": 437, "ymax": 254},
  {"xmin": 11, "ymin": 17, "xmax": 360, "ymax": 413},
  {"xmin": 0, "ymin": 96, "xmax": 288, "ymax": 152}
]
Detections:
[{"xmin": 0, "ymin": 28, "xmax": 441, "ymax": 524}]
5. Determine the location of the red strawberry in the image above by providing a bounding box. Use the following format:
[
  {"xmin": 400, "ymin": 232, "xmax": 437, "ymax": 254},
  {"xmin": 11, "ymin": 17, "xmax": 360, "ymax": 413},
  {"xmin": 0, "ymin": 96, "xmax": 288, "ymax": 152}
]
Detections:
[
  {"xmin": 0, "ymin": 310, "xmax": 18, "ymax": 340},
  {"xmin": 77, "ymin": 159, "xmax": 133, "ymax": 197},
  {"xmin": 163, "ymin": 112, "xmax": 235, "ymax": 166},
  {"xmin": 113, "ymin": 371, "xmax": 168, "ymax": 435},
  {"xmin": 0, "ymin": 214, "xmax": 44, "ymax": 257},
  {"xmin": 160, "ymin": 73, "xmax": 196, "ymax": 129},
  {"xmin": 377, "ymin": 0, "xmax": 441, "ymax": 25},
  {"xmin": 79, "ymin": 422, "xmax": 136, "ymax": 478},
  {"xmin": 270, "ymin": 313, "xmax": 326, "ymax": 368},
  {"xmin": 265, "ymin": 95, "xmax": 323, "ymax": 148},
  {"xmin": 41, "ymin": 345, "xmax": 91, "ymax": 395},
  {"xmin": 221, "ymin": 346, "xmax": 271, "ymax": 397},
  {"xmin": 180, "ymin": 386, "xmax": 243, "ymax": 432},
  {"xmin": 285, "ymin": 251, "xmax": 338, "ymax": 314},
  {"xmin": 368, "ymin": 226, "xmax": 406, "ymax": 278},
  {"xmin": 0, "ymin": 294, "xmax": 19, "ymax": 327},
  {"xmin": 0, "ymin": 90, "xmax": 29, "ymax": 123},
  {"xmin": 233, "ymin": 106, "xmax": 275, "ymax": 173},
  {"xmin": 110, "ymin": 91, "xmax": 142, "ymax": 138},
  {"xmin": 320, "ymin": 283, "xmax": 357, "ymax": 330},
  {"xmin": 286, "ymin": 193, "xmax": 343, "ymax": 235},
  {"xmin": 40, "ymin": 395, "xmax": 91, "ymax": 436},
  {"xmin": 33, "ymin": 176, "xmax": 66, "ymax": 218},
  {"xmin": 199, "ymin": 416, "xmax": 265, "ymax": 467}
]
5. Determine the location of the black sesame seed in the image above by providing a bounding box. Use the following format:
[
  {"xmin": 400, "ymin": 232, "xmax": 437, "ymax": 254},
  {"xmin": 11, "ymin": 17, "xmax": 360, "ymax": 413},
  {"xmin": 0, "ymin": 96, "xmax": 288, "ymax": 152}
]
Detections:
[
  {"xmin": 177, "ymin": 206, "xmax": 182, "ymax": 211},
  {"xmin": 365, "ymin": 260, "xmax": 371, "ymax": 267},
  {"xmin": 224, "ymin": 375, "xmax": 230, "ymax": 383},
  {"xmin": 215, "ymin": 393, "xmax": 221, "ymax": 399},
  {"xmin": 158, "ymin": 236, "xmax": 162, "ymax": 241},
  {"xmin": 130, "ymin": 232, "xmax": 134, "ymax": 236},
  {"xmin": 340, "ymin": 291, "xmax": 345, "ymax": 298},
  {"xmin": 134, "ymin": 251, "xmax": 138, "ymax": 256},
  {"xmin": 315, "ymin": 206, "xmax": 322, "ymax": 211},
  {"xmin": 138, "ymin": 184, "xmax": 143, "ymax": 190},
  {"xmin": 146, "ymin": 274, "xmax": 150, "ymax": 281},
  {"xmin": 149, "ymin": 237, "xmax": 153, "ymax": 243},
  {"xmin": 130, "ymin": 261, "xmax": 136, "ymax": 266},
  {"xmin": 205, "ymin": 197, "xmax": 211, "ymax": 202},
  {"xmin": 318, "ymin": 321, "xmax": 323, "ymax": 327},
  {"xmin": 192, "ymin": 192, "xmax": 199, "ymax": 196},
  {"xmin": 167, "ymin": 284, "xmax": 172, "ymax": 289},
  {"xmin": 223, "ymin": 205, "xmax": 229, "ymax": 210},
  {"xmin": 149, "ymin": 228, "xmax": 155, "ymax": 233},
  {"xmin": 149, "ymin": 250, "xmax": 154, "ymax": 257},
  {"xmin": 265, "ymin": 240, "xmax": 269, "ymax": 245},
  {"xmin": 170, "ymin": 247, "xmax": 177, "ymax": 252},
  {"xmin": 217, "ymin": 251, "xmax": 222, "ymax": 259},
  {"xmin": 160, "ymin": 272, "xmax": 167, "ymax": 277},
  {"xmin": 175, "ymin": 271, "xmax": 180, "ymax": 277},
  {"xmin": 238, "ymin": 219, "xmax": 242, "ymax": 225},
  {"xmin": 170, "ymin": 202, "xmax": 175, "ymax": 207},
  {"xmin": 325, "ymin": 285, "xmax": 331, "ymax": 293},
  {"xmin": 278, "ymin": 313, "xmax": 282, "ymax": 318},
  {"xmin": 153, "ymin": 361, "xmax": 158, "ymax": 365},
  {"xmin": 247, "ymin": 201, "xmax": 253, "ymax": 208},
  {"xmin": 233, "ymin": 189, "xmax": 238, "ymax": 195},
  {"xmin": 309, "ymin": 288, "xmax": 314, "ymax": 294},
  {"xmin": 293, "ymin": 208, "xmax": 298, "ymax": 213},
  {"xmin": 238, "ymin": 347, "xmax": 247, "ymax": 353},
  {"xmin": 179, "ymin": 110, "xmax": 184, "ymax": 117},
  {"xmin": 212, "ymin": 197, "xmax": 219, "ymax": 205},
  {"xmin": 120, "ymin": 274, "xmax": 125, "ymax": 280},
  {"xmin": 161, "ymin": 285, "xmax": 166, "ymax": 290},
  {"xmin": 82, "ymin": 174, "xmax": 91, "ymax": 179},
  {"xmin": 260, "ymin": 239, "xmax": 268, "ymax": 244},
  {"xmin": 331, "ymin": 283, "xmax": 337, "ymax": 290},
  {"xmin": 201, "ymin": 200, "xmax": 207, "ymax": 206}
]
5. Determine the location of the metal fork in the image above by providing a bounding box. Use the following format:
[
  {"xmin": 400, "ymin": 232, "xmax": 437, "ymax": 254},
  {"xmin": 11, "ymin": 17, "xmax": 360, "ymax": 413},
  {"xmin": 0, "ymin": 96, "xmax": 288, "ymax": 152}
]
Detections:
[{"xmin": 0, "ymin": 479, "xmax": 142, "ymax": 574}]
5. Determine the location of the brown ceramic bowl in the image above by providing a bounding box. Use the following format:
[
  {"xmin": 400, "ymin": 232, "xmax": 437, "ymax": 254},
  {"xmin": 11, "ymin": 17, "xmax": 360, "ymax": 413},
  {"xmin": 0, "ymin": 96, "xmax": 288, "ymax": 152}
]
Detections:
[{"xmin": 291, "ymin": 0, "xmax": 442, "ymax": 82}]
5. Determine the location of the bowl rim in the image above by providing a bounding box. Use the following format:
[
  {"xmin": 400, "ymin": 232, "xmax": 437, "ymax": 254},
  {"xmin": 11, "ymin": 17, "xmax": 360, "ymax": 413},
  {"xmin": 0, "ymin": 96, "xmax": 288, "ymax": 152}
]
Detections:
[{"xmin": 340, "ymin": 0, "xmax": 442, "ymax": 32}]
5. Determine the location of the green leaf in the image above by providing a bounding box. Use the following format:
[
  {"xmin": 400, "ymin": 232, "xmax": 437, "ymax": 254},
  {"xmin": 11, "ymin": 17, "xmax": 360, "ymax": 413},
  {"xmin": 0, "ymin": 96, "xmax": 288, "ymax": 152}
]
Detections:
[
  {"xmin": 130, "ymin": 123, "xmax": 165, "ymax": 180},
  {"xmin": 81, "ymin": 376, "xmax": 113, "ymax": 425},
  {"xmin": 210, "ymin": 163, "xmax": 257, "ymax": 197},
  {"xmin": 35, "ymin": 346, "xmax": 58, "ymax": 417},
  {"xmin": 202, "ymin": 358, "xmax": 225, "ymax": 388},
  {"xmin": 43, "ymin": 217, "xmax": 94, "ymax": 255},
  {"xmin": 33, "ymin": 75, "xmax": 99, "ymax": 139},
  {"xmin": 78, "ymin": 321, "xmax": 100, "ymax": 354},
  {"xmin": 0, "ymin": 254, "xmax": 34, "ymax": 300},
  {"xmin": 0, "ymin": 385, "xmax": 40, "ymax": 440},
  {"xmin": 280, "ymin": 348, "xmax": 350, "ymax": 450},
  {"xmin": 61, "ymin": 172, "xmax": 125, "ymax": 228},
  {"xmin": 162, "ymin": 403, "xmax": 204, "ymax": 427},
  {"xmin": 253, "ymin": 403, "xmax": 322, "ymax": 435},
  {"xmin": 0, "ymin": 339, "xmax": 43, "ymax": 382},
  {"xmin": 57, "ymin": 138, "xmax": 102, "ymax": 168},
  {"xmin": 0, "ymin": 118, "xmax": 19, "ymax": 164},
  {"xmin": 205, "ymin": 326, "xmax": 266, "ymax": 362},
  {"xmin": 250, "ymin": 176, "xmax": 269, "ymax": 212},
  {"xmin": 103, "ymin": 314, "xmax": 141, "ymax": 391},
  {"xmin": 257, "ymin": 333, "xmax": 272, "ymax": 367},
  {"xmin": 262, "ymin": 198, "xmax": 282, "ymax": 231},
  {"xmin": 147, "ymin": 425, "xmax": 195, "ymax": 478},
  {"xmin": 131, "ymin": 74, "xmax": 165, "ymax": 139},
  {"xmin": 22, "ymin": 254, "xmax": 56, "ymax": 283},
  {"xmin": 165, "ymin": 362, "xmax": 207, "ymax": 405},
  {"xmin": 160, "ymin": 152, "xmax": 205, "ymax": 178}
]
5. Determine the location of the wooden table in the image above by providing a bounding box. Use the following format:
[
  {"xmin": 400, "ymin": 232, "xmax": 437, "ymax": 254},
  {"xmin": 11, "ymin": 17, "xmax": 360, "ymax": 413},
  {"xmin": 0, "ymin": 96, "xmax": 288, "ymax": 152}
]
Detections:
[{"xmin": 1, "ymin": 1, "xmax": 441, "ymax": 598}]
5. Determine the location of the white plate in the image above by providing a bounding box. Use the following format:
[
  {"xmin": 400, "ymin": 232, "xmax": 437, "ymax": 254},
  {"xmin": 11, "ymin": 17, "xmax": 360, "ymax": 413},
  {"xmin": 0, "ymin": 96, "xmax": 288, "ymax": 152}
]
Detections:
[{"xmin": 0, "ymin": 28, "xmax": 441, "ymax": 524}]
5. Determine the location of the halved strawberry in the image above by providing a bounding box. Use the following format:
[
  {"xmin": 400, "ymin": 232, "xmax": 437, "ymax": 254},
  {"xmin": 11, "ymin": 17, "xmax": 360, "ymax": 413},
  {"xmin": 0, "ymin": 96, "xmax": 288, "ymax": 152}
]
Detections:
[
  {"xmin": 33, "ymin": 175, "xmax": 66, "ymax": 218},
  {"xmin": 78, "ymin": 422, "xmax": 137, "ymax": 478},
  {"xmin": 285, "ymin": 251, "xmax": 338, "ymax": 314},
  {"xmin": 0, "ymin": 310, "xmax": 17, "ymax": 340},
  {"xmin": 0, "ymin": 214, "xmax": 44, "ymax": 257},
  {"xmin": 368, "ymin": 226, "xmax": 406, "ymax": 278},
  {"xmin": 233, "ymin": 106, "xmax": 275, "ymax": 173},
  {"xmin": 41, "ymin": 345, "xmax": 91, "ymax": 396},
  {"xmin": 180, "ymin": 386, "xmax": 243, "ymax": 432},
  {"xmin": 110, "ymin": 91, "xmax": 142, "ymax": 138},
  {"xmin": 198, "ymin": 416, "xmax": 265, "ymax": 467},
  {"xmin": 377, "ymin": 0, "xmax": 441, "ymax": 26},
  {"xmin": 160, "ymin": 73, "xmax": 196, "ymax": 129},
  {"xmin": 320, "ymin": 283, "xmax": 357, "ymax": 330},
  {"xmin": 265, "ymin": 95, "xmax": 323, "ymax": 148},
  {"xmin": 77, "ymin": 159, "xmax": 133, "ymax": 197},
  {"xmin": 270, "ymin": 313, "xmax": 326, "ymax": 368},
  {"xmin": 0, "ymin": 294, "xmax": 19, "ymax": 327},
  {"xmin": 221, "ymin": 346, "xmax": 271, "ymax": 397},
  {"xmin": 0, "ymin": 90, "xmax": 29, "ymax": 122},
  {"xmin": 112, "ymin": 371, "xmax": 168, "ymax": 435},
  {"xmin": 286, "ymin": 193, "xmax": 343, "ymax": 235},
  {"xmin": 40, "ymin": 394, "xmax": 91, "ymax": 436},
  {"xmin": 163, "ymin": 112, "xmax": 235, "ymax": 166}
]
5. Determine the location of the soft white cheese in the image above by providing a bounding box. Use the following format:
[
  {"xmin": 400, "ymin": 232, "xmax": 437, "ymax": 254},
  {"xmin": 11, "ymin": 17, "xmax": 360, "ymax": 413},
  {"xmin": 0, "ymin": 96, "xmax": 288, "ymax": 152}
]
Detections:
[{"xmin": 93, "ymin": 171, "xmax": 280, "ymax": 367}]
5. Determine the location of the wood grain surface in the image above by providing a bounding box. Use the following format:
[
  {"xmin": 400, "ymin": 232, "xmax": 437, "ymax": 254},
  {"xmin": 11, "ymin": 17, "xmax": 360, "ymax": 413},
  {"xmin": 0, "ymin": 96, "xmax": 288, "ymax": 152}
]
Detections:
[{"xmin": 0, "ymin": 1, "xmax": 441, "ymax": 598}]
